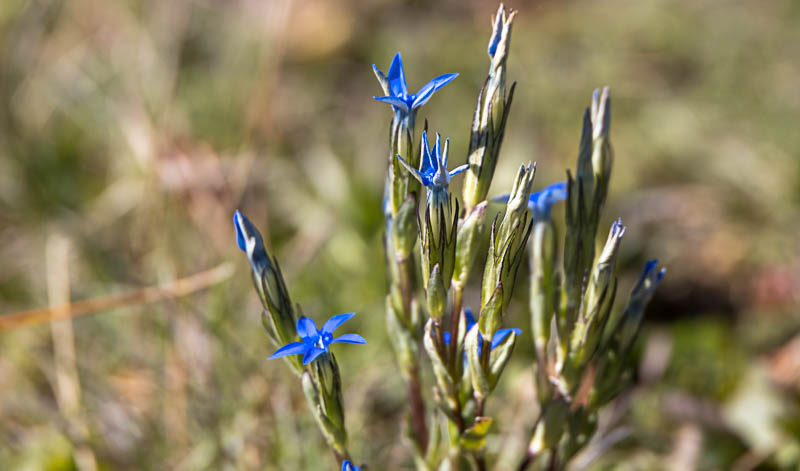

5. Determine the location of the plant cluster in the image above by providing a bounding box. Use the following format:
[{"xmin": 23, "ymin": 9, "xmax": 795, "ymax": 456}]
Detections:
[{"xmin": 233, "ymin": 5, "xmax": 664, "ymax": 470}]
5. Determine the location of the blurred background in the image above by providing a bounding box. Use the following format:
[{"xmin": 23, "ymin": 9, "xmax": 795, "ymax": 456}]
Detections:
[{"xmin": 1, "ymin": 0, "xmax": 799, "ymax": 469}]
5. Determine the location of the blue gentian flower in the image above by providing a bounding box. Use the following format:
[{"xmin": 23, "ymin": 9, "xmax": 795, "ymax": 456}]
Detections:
[
  {"xmin": 234, "ymin": 210, "xmax": 270, "ymax": 274},
  {"xmin": 373, "ymin": 52, "xmax": 458, "ymax": 119},
  {"xmin": 269, "ymin": 314, "xmax": 366, "ymax": 365},
  {"xmin": 397, "ymin": 131, "xmax": 468, "ymax": 204},
  {"xmin": 342, "ymin": 460, "xmax": 360, "ymax": 471},
  {"xmin": 639, "ymin": 259, "xmax": 666, "ymax": 287},
  {"xmin": 443, "ymin": 309, "xmax": 520, "ymax": 356},
  {"xmin": 493, "ymin": 181, "xmax": 567, "ymax": 221}
]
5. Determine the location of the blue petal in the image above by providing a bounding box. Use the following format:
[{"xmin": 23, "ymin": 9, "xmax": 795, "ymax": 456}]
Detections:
[
  {"xmin": 387, "ymin": 52, "xmax": 408, "ymax": 98},
  {"xmin": 412, "ymin": 73, "xmax": 458, "ymax": 109},
  {"xmin": 397, "ymin": 154, "xmax": 432, "ymax": 187},
  {"xmin": 322, "ymin": 312, "xmax": 355, "ymax": 335},
  {"xmin": 443, "ymin": 331, "xmax": 451, "ymax": 345},
  {"xmin": 448, "ymin": 164, "xmax": 469, "ymax": 178},
  {"xmin": 464, "ymin": 308, "xmax": 477, "ymax": 330},
  {"xmin": 373, "ymin": 95, "xmax": 410, "ymax": 113},
  {"xmin": 234, "ymin": 210, "xmax": 247, "ymax": 251},
  {"xmin": 421, "ymin": 131, "xmax": 436, "ymax": 175},
  {"xmin": 491, "ymin": 193, "xmax": 511, "ymax": 204},
  {"xmin": 433, "ymin": 133, "xmax": 442, "ymax": 170},
  {"xmin": 296, "ymin": 317, "xmax": 319, "ymax": 339},
  {"xmin": 331, "ymin": 333, "xmax": 367, "ymax": 345},
  {"xmin": 529, "ymin": 181, "xmax": 568, "ymax": 220},
  {"xmin": 641, "ymin": 259, "xmax": 659, "ymax": 282},
  {"xmin": 488, "ymin": 10, "xmax": 503, "ymax": 57},
  {"xmin": 302, "ymin": 348, "xmax": 326, "ymax": 365},
  {"xmin": 268, "ymin": 341, "xmax": 308, "ymax": 360},
  {"xmin": 342, "ymin": 461, "xmax": 360, "ymax": 471},
  {"xmin": 491, "ymin": 328, "xmax": 521, "ymax": 350}
]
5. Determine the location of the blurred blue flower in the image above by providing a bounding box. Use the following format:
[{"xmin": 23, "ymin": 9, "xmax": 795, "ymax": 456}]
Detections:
[
  {"xmin": 639, "ymin": 259, "xmax": 666, "ymax": 287},
  {"xmin": 493, "ymin": 181, "xmax": 567, "ymax": 220},
  {"xmin": 397, "ymin": 131, "xmax": 468, "ymax": 198},
  {"xmin": 269, "ymin": 314, "xmax": 366, "ymax": 365},
  {"xmin": 373, "ymin": 52, "xmax": 458, "ymax": 117},
  {"xmin": 342, "ymin": 460, "xmax": 361, "ymax": 471},
  {"xmin": 443, "ymin": 309, "xmax": 520, "ymax": 356}
]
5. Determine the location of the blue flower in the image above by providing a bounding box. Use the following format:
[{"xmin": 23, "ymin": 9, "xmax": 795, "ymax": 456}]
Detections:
[
  {"xmin": 638, "ymin": 259, "xmax": 666, "ymax": 287},
  {"xmin": 342, "ymin": 460, "xmax": 361, "ymax": 471},
  {"xmin": 373, "ymin": 52, "xmax": 458, "ymax": 116},
  {"xmin": 268, "ymin": 314, "xmax": 366, "ymax": 365},
  {"xmin": 443, "ymin": 309, "xmax": 520, "ymax": 356},
  {"xmin": 397, "ymin": 131, "xmax": 468, "ymax": 197},
  {"xmin": 493, "ymin": 181, "xmax": 567, "ymax": 221},
  {"xmin": 234, "ymin": 210, "xmax": 270, "ymax": 275}
]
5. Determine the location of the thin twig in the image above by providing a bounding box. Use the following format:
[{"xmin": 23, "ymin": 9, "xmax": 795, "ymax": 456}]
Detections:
[{"xmin": 0, "ymin": 263, "xmax": 234, "ymax": 331}]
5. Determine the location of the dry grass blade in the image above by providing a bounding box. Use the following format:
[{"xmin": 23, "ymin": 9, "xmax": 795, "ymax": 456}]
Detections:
[{"xmin": 0, "ymin": 263, "xmax": 235, "ymax": 332}]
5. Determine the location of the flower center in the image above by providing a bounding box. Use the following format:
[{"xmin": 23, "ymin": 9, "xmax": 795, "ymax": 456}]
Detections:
[{"xmin": 318, "ymin": 332, "xmax": 333, "ymax": 349}]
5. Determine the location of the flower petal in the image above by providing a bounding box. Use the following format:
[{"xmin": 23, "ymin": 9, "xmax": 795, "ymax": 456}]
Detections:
[
  {"xmin": 412, "ymin": 73, "xmax": 458, "ymax": 109},
  {"xmin": 397, "ymin": 154, "xmax": 432, "ymax": 187},
  {"xmin": 464, "ymin": 309, "xmax": 477, "ymax": 330},
  {"xmin": 322, "ymin": 312, "xmax": 356, "ymax": 335},
  {"xmin": 373, "ymin": 96, "xmax": 410, "ymax": 113},
  {"xmin": 302, "ymin": 347, "xmax": 326, "ymax": 365},
  {"xmin": 296, "ymin": 317, "xmax": 319, "ymax": 339},
  {"xmin": 443, "ymin": 331, "xmax": 451, "ymax": 345},
  {"xmin": 420, "ymin": 131, "xmax": 436, "ymax": 176},
  {"xmin": 448, "ymin": 164, "xmax": 469, "ymax": 178},
  {"xmin": 529, "ymin": 181, "xmax": 567, "ymax": 219},
  {"xmin": 387, "ymin": 52, "xmax": 408, "ymax": 98},
  {"xmin": 331, "ymin": 333, "xmax": 367, "ymax": 345},
  {"xmin": 491, "ymin": 193, "xmax": 511, "ymax": 204},
  {"xmin": 268, "ymin": 341, "xmax": 307, "ymax": 360},
  {"xmin": 491, "ymin": 328, "xmax": 521, "ymax": 350}
]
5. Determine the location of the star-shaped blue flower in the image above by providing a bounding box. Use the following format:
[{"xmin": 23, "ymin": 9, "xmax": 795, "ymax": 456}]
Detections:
[
  {"xmin": 397, "ymin": 131, "xmax": 468, "ymax": 194},
  {"xmin": 493, "ymin": 181, "xmax": 567, "ymax": 221},
  {"xmin": 268, "ymin": 314, "xmax": 366, "ymax": 365},
  {"xmin": 444, "ymin": 309, "xmax": 521, "ymax": 357},
  {"xmin": 373, "ymin": 52, "xmax": 458, "ymax": 116},
  {"xmin": 342, "ymin": 460, "xmax": 361, "ymax": 471}
]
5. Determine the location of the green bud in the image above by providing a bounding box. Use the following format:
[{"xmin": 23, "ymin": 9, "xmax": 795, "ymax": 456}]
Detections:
[
  {"xmin": 234, "ymin": 212, "xmax": 298, "ymax": 351},
  {"xmin": 590, "ymin": 87, "xmax": 613, "ymax": 227},
  {"xmin": 530, "ymin": 219, "xmax": 559, "ymax": 357},
  {"xmin": 452, "ymin": 201, "xmax": 487, "ymax": 290},
  {"xmin": 302, "ymin": 355, "xmax": 348, "ymax": 457},
  {"xmin": 462, "ymin": 6, "xmax": 518, "ymax": 212},
  {"xmin": 480, "ymin": 164, "xmax": 534, "ymax": 334},
  {"xmin": 423, "ymin": 319, "xmax": 459, "ymax": 420},
  {"xmin": 568, "ymin": 220, "xmax": 625, "ymax": 375},
  {"xmin": 617, "ymin": 261, "xmax": 665, "ymax": 353},
  {"xmin": 466, "ymin": 325, "xmax": 491, "ymax": 399},
  {"xmin": 421, "ymin": 197, "xmax": 459, "ymax": 294}
]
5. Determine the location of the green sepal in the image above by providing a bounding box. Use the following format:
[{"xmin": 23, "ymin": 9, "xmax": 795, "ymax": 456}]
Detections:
[
  {"xmin": 426, "ymin": 264, "xmax": 447, "ymax": 320},
  {"xmin": 478, "ymin": 284, "xmax": 503, "ymax": 340},
  {"xmin": 392, "ymin": 193, "xmax": 419, "ymax": 260}
]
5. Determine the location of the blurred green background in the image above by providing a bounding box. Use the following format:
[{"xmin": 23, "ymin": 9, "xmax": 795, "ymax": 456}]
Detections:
[{"xmin": 1, "ymin": 0, "xmax": 799, "ymax": 469}]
